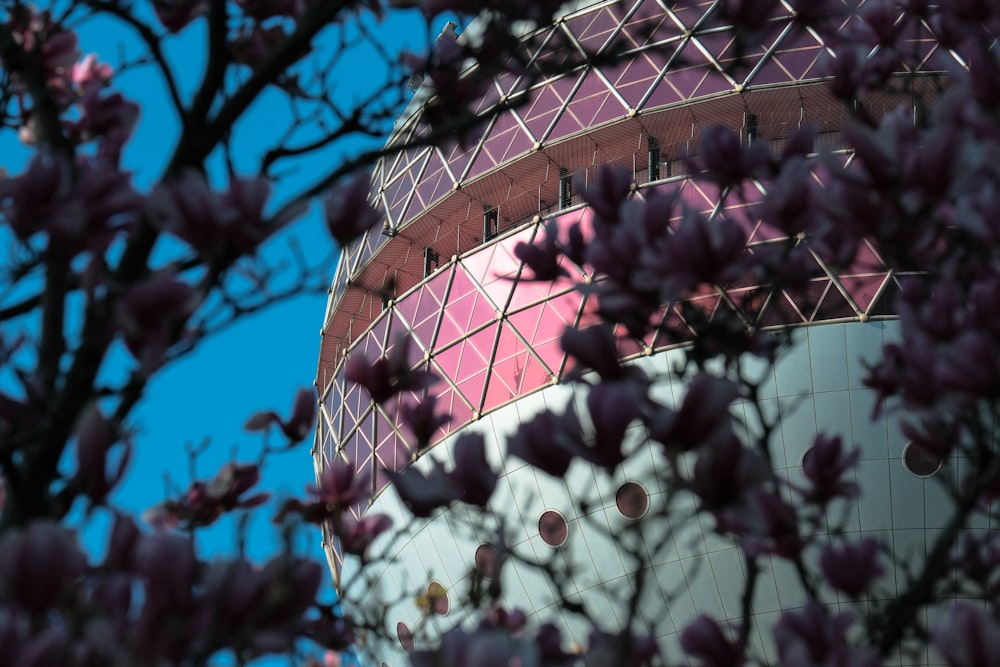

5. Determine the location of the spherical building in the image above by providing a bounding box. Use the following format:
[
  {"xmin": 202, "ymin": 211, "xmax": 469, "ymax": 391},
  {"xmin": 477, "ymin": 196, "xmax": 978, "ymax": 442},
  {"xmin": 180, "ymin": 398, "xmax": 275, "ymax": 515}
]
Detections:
[{"xmin": 314, "ymin": 2, "xmax": 963, "ymax": 664}]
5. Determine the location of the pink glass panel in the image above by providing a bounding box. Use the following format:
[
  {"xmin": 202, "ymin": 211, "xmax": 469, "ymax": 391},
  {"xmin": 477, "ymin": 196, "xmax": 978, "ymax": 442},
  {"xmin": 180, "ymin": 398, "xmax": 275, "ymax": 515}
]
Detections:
[
  {"xmin": 433, "ymin": 326, "xmax": 495, "ymax": 412},
  {"xmin": 435, "ymin": 270, "xmax": 498, "ymax": 351},
  {"xmin": 507, "ymin": 295, "xmax": 579, "ymax": 378},
  {"xmin": 483, "ymin": 323, "xmax": 553, "ymax": 412},
  {"xmin": 460, "ymin": 243, "xmax": 519, "ymax": 310}
]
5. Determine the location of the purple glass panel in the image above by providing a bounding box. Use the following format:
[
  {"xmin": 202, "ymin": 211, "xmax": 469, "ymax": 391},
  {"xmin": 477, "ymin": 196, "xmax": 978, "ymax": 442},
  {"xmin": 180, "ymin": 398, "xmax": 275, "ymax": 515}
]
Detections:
[
  {"xmin": 623, "ymin": 3, "xmax": 679, "ymax": 48},
  {"xmin": 642, "ymin": 68, "xmax": 686, "ymax": 109},
  {"xmin": 446, "ymin": 138, "xmax": 480, "ymax": 183},
  {"xmin": 759, "ymin": 290, "xmax": 806, "ymax": 327},
  {"xmin": 394, "ymin": 268, "xmax": 451, "ymax": 351},
  {"xmin": 374, "ymin": 408, "xmax": 410, "ymax": 495},
  {"xmin": 387, "ymin": 169, "xmax": 418, "ymax": 228},
  {"xmin": 853, "ymin": 240, "xmax": 887, "ymax": 273},
  {"xmin": 679, "ymin": 179, "xmax": 724, "ymax": 212},
  {"xmin": 521, "ymin": 84, "xmax": 567, "ymax": 141},
  {"xmin": 467, "ymin": 112, "xmax": 520, "ymax": 180},
  {"xmin": 673, "ymin": 64, "xmax": 714, "ymax": 102},
  {"xmin": 429, "ymin": 383, "xmax": 474, "ymax": 444},
  {"xmin": 568, "ymin": 6, "xmax": 619, "ymax": 53},
  {"xmin": 838, "ymin": 274, "xmax": 888, "ymax": 314},
  {"xmin": 813, "ymin": 281, "xmax": 856, "ymax": 321},
  {"xmin": 343, "ymin": 418, "xmax": 374, "ymax": 477},
  {"xmin": 414, "ymin": 153, "xmax": 450, "ymax": 213},
  {"xmin": 608, "ymin": 55, "xmax": 663, "ymax": 109},
  {"xmin": 341, "ymin": 381, "xmax": 367, "ymax": 428},
  {"xmin": 324, "ymin": 377, "xmax": 345, "ymax": 442},
  {"xmin": 473, "ymin": 81, "xmax": 503, "ymax": 115}
]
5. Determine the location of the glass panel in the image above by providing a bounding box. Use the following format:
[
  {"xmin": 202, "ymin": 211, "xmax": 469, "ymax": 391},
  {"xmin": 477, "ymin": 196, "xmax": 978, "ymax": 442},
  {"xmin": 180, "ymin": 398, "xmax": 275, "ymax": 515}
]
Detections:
[
  {"xmin": 414, "ymin": 152, "xmax": 450, "ymax": 214},
  {"xmin": 435, "ymin": 269, "xmax": 498, "ymax": 351},
  {"xmin": 760, "ymin": 290, "xmax": 807, "ymax": 327},
  {"xmin": 608, "ymin": 54, "xmax": 662, "ymax": 109},
  {"xmin": 434, "ymin": 326, "xmax": 495, "ymax": 412},
  {"xmin": 567, "ymin": 6, "xmax": 620, "ymax": 52},
  {"xmin": 838, "ymin": 274, "xmax": 888, "ymax": 314},
  {"xmin": 394, "ymin": 267, "xmax": 452, "ymax": 351},
  {"xmin": 483, "ymin": 323, "xmax": 553, "ymax": 412},
  {"xmin": 521, "ymin": 83, "xmax": 565, "ymax": 141}
]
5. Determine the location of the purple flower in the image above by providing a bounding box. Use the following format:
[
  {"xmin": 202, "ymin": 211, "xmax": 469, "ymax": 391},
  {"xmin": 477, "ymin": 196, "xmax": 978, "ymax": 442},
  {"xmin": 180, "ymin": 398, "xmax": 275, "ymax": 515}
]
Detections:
[
  {"xmin": 449, "ymin": 433, "xmax": 497, "ymax": 507},
  {"xmin": 651, "ymin": 373, "xmax": 740, "ymax": 453},
  {"xmin": 681, "ymin": 616, "xmax": 745, "ymax": 667},
  {"xmin": 0, "ymin": 521, "xmax": 87, "ymax": 614},
  {"xmin": 820, "ymin": 537, "xmax": 885, "ymax": 598},
  {"xmin": 774, "ymin": 602, "xmax": 879, "ymax": 667},
  {"xmin": 585, "ymin": 381, "xmax": 644, "ymax": 471},
  {"xmin": 399, "ymin": 393, "xmax": 451, "ymax": 450},
  {"xmin": 514, "ymin": 220, "xmax": 569, "ymax": 281},
  {"xmin": 561, "ymin": 325, "xmax": 628, "ymax": 381},
  {"xmin": 508, "ymin": 408, "xmax": 586, "ymax": 478},
  {"xmin": 74, "ymin": 405, "xmax": 131, "ymax": 505},
  {"xmin": 153, "ymin": 0, "xmax": 206, "ymax": 32},
  {"xmin": 324, "ymin": 172, "xmax": 382, "ymax": 248},
  {"xmin": 581, "ymin": 165, "xmax": 632, "ymax": 223},
  {"xmin": 801, "ymin": 434, "xmax": 860, "ymax": 505},
  {"xmin": 584, "ymin": 628, "xmax": 659, "ymax": 667},
  {"xmin": 275, "ymin": 458, "xmax": 370, "ymax": 525},
  {"xmin": 694, "ymin": 124, "xmax": 769, "ymax": 186},
  {"xmin": 245, "ymin": 387, "xmax": 316, "ymax": 442},
  {"xmin": 931, "ymin": 603, "xmax": 1000, "ymax": 667},
  {"xmin": 335, "ymin": 513, "xmax": 393, "ymax": 556},
  {"xmin": 344, "ymin": 335, "xmax": 439, "ymax": 404},
  {"xmin": 388, "ymin": 460, "xmax": 460, "ymax": 517},
  {"xmin": 144, "ymin": 462, "xmax": 269, "ymax": 529},
  {"xmin": 116, "ymin": 274, "xmax": 199, "ymax": 373}
]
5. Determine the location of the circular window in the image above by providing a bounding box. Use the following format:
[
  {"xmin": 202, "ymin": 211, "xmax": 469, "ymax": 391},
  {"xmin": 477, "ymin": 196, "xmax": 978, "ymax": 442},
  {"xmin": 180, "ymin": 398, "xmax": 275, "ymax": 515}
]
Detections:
[
  {"xmin": 475, "ymin": 544, "xmax": 497, "ymax": 578},
  {"xmin": 396, "ymin": 621, "xmax": 413, "ymax": 652},
  {"xmin": 616, "ymin": 482, "xmax": 649, "ymax": 519},
  {"xmin": 538, "ymin": 510, "xmax": 568, "ymax": 547},
  {"xmin": 903, "ymin": 441, "xmax": 943, "ymax": 478},
  {"xmin": 426, "ymin": 581, "xmax": 449, "ymax": 615}
]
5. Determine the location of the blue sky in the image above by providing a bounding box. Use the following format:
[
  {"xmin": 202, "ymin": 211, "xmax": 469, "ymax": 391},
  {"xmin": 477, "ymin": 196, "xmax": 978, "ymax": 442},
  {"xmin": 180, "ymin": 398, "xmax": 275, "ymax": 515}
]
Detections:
[{"xmin": 1, "ymin": 4, "xmax": 447, "ymax": 663}]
